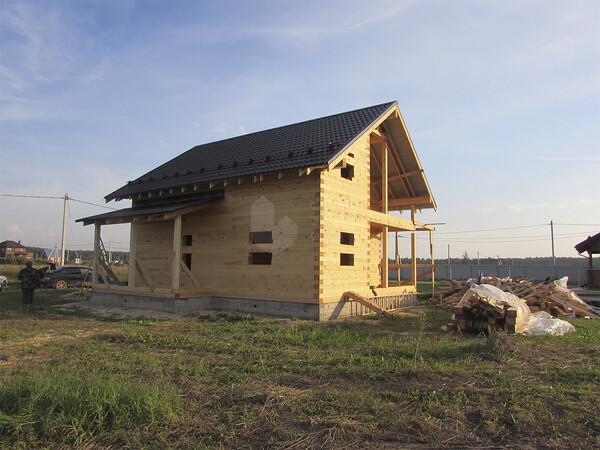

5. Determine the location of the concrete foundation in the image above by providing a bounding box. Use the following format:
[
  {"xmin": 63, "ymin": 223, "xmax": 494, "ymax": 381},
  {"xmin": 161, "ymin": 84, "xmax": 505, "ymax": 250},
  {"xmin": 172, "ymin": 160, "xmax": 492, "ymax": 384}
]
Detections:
[
  {"xmin": 90, "ymin": 291, "xmax": 323, "ymax": 320},
  {"xmin": 90, "ymin": 291, "xmax": 417, "ymax": 321}
]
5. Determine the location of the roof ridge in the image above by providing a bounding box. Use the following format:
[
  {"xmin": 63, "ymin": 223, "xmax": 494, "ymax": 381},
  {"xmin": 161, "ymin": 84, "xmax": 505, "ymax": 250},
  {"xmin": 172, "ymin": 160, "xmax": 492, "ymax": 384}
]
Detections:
[{"xmin": 105, "ymin": 101, "xmax": 398, "ymax": 201}]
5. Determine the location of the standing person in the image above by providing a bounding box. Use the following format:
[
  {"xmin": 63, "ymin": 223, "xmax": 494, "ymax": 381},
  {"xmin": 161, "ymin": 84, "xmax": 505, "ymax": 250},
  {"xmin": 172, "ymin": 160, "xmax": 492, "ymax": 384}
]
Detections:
[{"xmin": 18, "ymin": 260, "xmax": 41, "ymax": 312}]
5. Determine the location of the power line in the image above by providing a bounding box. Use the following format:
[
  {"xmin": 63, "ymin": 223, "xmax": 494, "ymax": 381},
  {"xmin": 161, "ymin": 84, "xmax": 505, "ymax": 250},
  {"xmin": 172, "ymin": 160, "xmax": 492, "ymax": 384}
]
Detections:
[
  {"xmin": 1, "ymin": 194, "xmax": 64, "ymax": 200},
  {"xmin": 436, "ymin": 224, "xmax": 547, "ymax": 235},
  {"xmin": 1, "ymin": 193, "xmax": 116, "ymax": 210}
]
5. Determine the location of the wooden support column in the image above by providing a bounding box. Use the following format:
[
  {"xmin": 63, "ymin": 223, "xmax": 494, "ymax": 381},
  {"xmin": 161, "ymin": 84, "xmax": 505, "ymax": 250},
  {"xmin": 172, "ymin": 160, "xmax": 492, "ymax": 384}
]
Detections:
[
  {"xmin": 172, "ymin": 215, "xmax": 182, "ymax": 291},
  {"xmin": 411, "ymin": 206, "xmax": 417, "ymax": 290},
  {"xmin": 395, "ymin": 232, "xmax": 400, "ymax": 283},
  {"xmin": 128, "ymin": 219, "xmax": 137, "ymax": 287},
  {"xmin": 429, "ymin": 230, "xmax": 435, "ymax": 293},
  {"xmin": 93, "ymin": 223, "xmax": 101, "ymax": 288},
  {"xmin": 382, "ymin": 143, "xmax": 389, "ymax": 288}
]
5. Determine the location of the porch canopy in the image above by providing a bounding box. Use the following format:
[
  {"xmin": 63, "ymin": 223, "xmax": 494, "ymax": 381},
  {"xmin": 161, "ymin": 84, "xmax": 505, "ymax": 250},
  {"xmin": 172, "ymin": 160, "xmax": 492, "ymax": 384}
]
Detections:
[{"xmin": 77, "ymin": 189, "xmax": 225, "ymax": 226}]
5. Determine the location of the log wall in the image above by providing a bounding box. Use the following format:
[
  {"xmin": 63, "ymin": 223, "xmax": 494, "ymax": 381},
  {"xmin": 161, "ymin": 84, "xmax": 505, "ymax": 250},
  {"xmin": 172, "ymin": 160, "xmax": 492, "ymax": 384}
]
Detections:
[{"xmin": 132, "ymin": 173, "xmax": 320, "ymax": 303}]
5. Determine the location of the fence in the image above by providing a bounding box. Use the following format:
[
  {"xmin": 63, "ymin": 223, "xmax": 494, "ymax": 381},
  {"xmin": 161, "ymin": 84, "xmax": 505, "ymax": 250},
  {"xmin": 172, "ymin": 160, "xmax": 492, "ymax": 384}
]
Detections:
[{"xmin": 390, "ymin": 264, "xmax": 588, "ymax": 286}]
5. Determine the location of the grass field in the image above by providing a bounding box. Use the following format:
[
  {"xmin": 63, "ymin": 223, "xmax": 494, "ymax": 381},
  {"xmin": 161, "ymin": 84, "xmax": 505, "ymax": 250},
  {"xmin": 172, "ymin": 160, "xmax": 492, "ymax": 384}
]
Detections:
[{"xmin": 1, "ymin": 286, "xmax": 599, "ymax": 448}]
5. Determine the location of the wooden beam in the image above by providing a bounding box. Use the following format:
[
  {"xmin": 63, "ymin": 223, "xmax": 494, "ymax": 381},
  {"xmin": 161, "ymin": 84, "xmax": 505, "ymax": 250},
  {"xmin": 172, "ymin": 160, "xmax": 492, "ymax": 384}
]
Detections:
[
  {"xmin": 98, "ymin": 257, "xmax": 120, "ymax": 284},
  {"xmin": 343, "ymin": 291, "xmax": 390, "ymax": 317},
  {"xmin": 389, "ymin": 263, "xmax": 439, "ymax": 270},
  {"xmin": 380, "ymin": 125, "xmax": 416, "ymax": 197},
  {"xmin": 92, "ymin": 223, "xmax": 100, "ymax": 288},
  {"xmin": 430, "ymin": 229, "xmax": 435, "ymax": 293},
  {"xmin": 370, "ymin": 129, "xmax": 386, "ymax": 142},
  {"xmin": 180, "ymin": 260, "xmax": 202, "ymax": 288},
  {"xmin": 135, "ymin": 258, "xmax": 152, "ymax": 287},
  {"xmin": 128, "ymin": 220, "xmax": 137, "ymax": 287},
  {"xmin": 163, "ymin": 202, "xmax": 213, "ymax": 220},
  {"xmin": 382, "ymin": 142, "xmax": 388, "ymax": 214},
  {"xmin": 399, "ymin": 268, "xmax": 436, "ymax": 286},
  {"xmin": 172, "ymin": 216, "xmax": 182, "ymax": 291},
  {"xmin": 372, "ymin": 169, "xmax": 424, "ymax": 186},
  {"xmin": 149, "ymin": 251, "xmax": 175, "ymax": 293},
  {"xmin": 388, "ymin": 196, "xmax": 432, "ymax": 207},
  {"xmin": 411, "ymin": 206, "xmax": 417, "ymax": 290},
  {"xmin": 383, "ymin": 225, "xmax": 389, "ymax": 288},
  {"xmin": 382, "ymin": 141, "xmax": 389, "ymax": 289},
  {"xmin": 367, "ymin": 210, "xmax": 416, "ymax": 231}
]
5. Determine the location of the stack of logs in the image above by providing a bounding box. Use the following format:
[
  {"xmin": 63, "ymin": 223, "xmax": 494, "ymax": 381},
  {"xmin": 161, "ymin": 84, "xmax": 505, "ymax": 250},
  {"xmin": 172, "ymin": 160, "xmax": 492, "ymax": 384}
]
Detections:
[{"xmin": 439, "ymin": 275, "xmax": 596, "ymax": 333}]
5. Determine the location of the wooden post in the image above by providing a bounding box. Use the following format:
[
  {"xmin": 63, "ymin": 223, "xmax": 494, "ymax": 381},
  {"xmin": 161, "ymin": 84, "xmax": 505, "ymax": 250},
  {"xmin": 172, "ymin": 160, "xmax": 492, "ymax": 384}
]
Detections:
[
  {"xmin": 172, "ymin": 215, "xmax": 182, "ymax": 291},
  {"xmin": 429, "ymin": 229, "xmax": 435, "ymax": 293},
  {"xmin": 93, "ymin": 223, "xmax": 101, "ymax": 288},
  {"xmin": 382, "ymin": 143, "xmax": 389, "ymax": 288},
  {"xmin": 128, "ymin": 219, "xmax": 137, "ymax": 287},
  {"xmin": 411, "ymin": 206, "xmax": 417, "ymax": 290},
  {"xmin": 395, "ymin": 232, "xmax": 400, "ymax": 283}
]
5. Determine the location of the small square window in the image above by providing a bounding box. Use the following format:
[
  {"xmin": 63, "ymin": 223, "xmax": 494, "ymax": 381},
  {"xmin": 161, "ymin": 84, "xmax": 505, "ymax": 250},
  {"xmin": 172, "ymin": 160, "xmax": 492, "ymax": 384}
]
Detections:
[
  {"xmin": 249, "ymin": 252, "xmax": 272, "ymax": 265},
  {"xmin": 250, "ymin": 231, "xmax": 273, "ymax": 244},
  {"xmin": 340, "ymin": 232, "xmax": 355, "ymax": 246},
  {"xmin": 340, "ymin": 253, "xmax": 354, "ymax": 266},
  {"xmin": 183, "ymin": 235, "xmax": 193, "ymax": 246},
  {"xmin": 341, "ymin": 164, "xmax": 354, "ymax": 180}
]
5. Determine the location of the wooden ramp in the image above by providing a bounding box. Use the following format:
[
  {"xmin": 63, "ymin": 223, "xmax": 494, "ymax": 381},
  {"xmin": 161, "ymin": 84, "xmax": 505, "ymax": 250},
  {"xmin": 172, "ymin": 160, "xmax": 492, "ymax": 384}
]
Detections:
[{"xmin": 343, "ymin": 291, "xmax": 392, "ymax": 317}]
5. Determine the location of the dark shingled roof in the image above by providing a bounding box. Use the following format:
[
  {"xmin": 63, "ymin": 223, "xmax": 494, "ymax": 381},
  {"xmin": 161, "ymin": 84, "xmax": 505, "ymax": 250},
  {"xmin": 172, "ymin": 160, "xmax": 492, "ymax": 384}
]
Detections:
[
  {"xmin": 106, "ymin": 101, "xmax": 397, "ymax": 201},
  {"xmin": 575, "ymin": 233, "xmax": 600, "ymax": 254},
  {"xmin": 77, "ymin": 190, "xmax": 225, "ymax": 225}
]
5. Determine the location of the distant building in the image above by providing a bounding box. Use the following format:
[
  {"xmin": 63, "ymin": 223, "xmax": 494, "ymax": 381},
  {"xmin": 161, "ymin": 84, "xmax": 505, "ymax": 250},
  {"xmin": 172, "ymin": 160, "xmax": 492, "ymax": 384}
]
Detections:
[
  {"xmin": 43, "ymin": 247, "xmax": 62, "ymax": 265},
  {"xmin": 0, "ymin": 240, "xmax": 34, "ymax": 260},
  {"xmin": 575, "ymin": 233, "xmax": 600, "ymax": 288}
]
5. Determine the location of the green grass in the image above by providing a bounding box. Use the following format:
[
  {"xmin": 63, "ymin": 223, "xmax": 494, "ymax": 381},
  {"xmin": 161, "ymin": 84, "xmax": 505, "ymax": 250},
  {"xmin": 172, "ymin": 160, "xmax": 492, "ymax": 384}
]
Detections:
[{"xmin": 0, "ymin": 288, "xmax": 599, "ymax": 447}]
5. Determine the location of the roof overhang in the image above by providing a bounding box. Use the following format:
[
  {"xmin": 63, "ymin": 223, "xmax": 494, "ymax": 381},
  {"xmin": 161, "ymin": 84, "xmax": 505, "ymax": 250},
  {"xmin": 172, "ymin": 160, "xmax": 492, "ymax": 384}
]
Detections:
[
  {"xmin": 77, "ymin": 190, "xmax": 225, "ymax": 226},
  {"xmin": 575, "ymin": 233, "xmax": 600, "ymax": 254}
]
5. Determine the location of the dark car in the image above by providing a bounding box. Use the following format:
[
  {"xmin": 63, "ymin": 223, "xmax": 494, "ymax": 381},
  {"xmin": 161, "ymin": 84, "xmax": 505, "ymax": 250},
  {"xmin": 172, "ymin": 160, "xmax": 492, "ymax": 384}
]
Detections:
[{"xmin": 41, "ymin": 266, "xmax": 113, "ymax": 289}]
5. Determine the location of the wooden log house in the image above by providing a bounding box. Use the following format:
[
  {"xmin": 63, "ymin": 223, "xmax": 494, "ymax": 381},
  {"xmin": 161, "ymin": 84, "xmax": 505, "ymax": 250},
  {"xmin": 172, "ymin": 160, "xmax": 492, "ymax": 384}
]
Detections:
[{"xmin": 77, "ymin": 101, "xmax": 438, "ymax": 320}]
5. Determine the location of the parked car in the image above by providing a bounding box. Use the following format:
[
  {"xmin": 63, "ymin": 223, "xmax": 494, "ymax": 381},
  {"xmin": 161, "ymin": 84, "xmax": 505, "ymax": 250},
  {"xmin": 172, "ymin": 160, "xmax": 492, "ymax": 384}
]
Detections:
[
  {"xmin": 41, "ymin": 266, "xmax": 114, "ymax": 289},
  {"xmin": 0, "ymin": 275, "xmax": 7, "ymax": 292}
]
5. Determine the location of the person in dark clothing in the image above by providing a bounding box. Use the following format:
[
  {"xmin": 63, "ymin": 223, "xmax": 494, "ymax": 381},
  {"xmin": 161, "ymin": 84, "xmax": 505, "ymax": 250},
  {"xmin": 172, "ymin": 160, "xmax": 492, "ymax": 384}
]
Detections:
[{"xmin": 18, "ymin": 260, "xmax": 42, "ymax": 312}]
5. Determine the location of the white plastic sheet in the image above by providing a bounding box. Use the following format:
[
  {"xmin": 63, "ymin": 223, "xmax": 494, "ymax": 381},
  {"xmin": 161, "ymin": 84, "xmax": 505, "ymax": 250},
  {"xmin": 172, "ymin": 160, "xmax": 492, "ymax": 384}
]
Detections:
[{"xmin": 524, "ymin": 311, "xmax": 576, "ymax": 336}]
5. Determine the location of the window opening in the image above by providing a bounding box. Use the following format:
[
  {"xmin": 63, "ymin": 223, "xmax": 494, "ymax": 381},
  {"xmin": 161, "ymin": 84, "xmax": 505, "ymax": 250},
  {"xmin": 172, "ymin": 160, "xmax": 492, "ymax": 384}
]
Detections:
[
  {"xmin": 249, "ymin": 252, "xmax": 272, "ymax": 265},
  {"xmin": 183, "ymin": 253, "xmax": 192, "ymax": 270},
  {"xmin": 340, "ymin": 232, "xmax": 355, "ymax": 246},
  {"xmin": 183, "ymin": 235, "xmax": 193, "ymax": 246},
  {"xmin": 340, "ymin": 253, "xmax": 354, "ymax": 266},
  {"xmin": 341, "ymin": 164, "xmax": 354, "ymax": 180},
  {"xmin": 250, "ymin": 231, "xmax": 273, "ymax": 244}
]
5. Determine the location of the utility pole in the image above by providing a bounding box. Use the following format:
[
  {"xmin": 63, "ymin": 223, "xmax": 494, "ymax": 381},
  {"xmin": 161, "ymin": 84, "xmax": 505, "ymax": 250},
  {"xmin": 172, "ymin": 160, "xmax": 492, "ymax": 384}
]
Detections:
[
  {"xmin": 60, "ymin": 194, "xmax": 68, "ymax": 267},
  {"xmin": 447, "ymin": 244, "xmax": 451, "ymax": 279},
  {"xmin": 550, "ymin": 220, "xmax": 556, "ymax": 266}
]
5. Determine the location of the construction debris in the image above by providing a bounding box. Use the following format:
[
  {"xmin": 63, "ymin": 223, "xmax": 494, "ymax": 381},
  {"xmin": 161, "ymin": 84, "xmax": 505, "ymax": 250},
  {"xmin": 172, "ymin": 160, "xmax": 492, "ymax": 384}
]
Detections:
[{"xmin": 439, "ymin": 275, "xmax": 597, "ymax": 333}]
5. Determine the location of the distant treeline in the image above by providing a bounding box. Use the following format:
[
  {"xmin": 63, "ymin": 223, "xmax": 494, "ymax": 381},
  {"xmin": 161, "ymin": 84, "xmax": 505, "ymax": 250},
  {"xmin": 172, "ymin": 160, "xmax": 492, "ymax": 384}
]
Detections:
[{"xmin": 2, "ymin": 248, "xmax": 130, "ymax": 265}]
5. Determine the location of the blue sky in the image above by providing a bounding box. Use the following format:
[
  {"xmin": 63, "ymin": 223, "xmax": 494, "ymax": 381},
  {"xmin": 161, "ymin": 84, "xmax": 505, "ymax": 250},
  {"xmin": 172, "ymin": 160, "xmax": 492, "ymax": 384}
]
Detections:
[{"xmin": 1, "ymin": 0, "xmax": 599, "ymax": 260}]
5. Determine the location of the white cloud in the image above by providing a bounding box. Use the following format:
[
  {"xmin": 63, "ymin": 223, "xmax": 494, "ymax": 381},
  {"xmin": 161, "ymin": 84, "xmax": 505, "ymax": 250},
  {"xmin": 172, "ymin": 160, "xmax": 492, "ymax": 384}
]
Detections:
[{"xmin": 6, "ymin": 223, "xmax": 24, "ymax": 237}]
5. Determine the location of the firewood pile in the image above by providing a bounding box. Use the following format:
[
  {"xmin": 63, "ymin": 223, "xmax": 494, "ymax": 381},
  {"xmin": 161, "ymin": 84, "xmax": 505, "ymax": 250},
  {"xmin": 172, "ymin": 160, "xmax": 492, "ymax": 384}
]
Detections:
[{"xmin": 439, "ymin": 275, "xmax": 596, "ymax": 333}]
